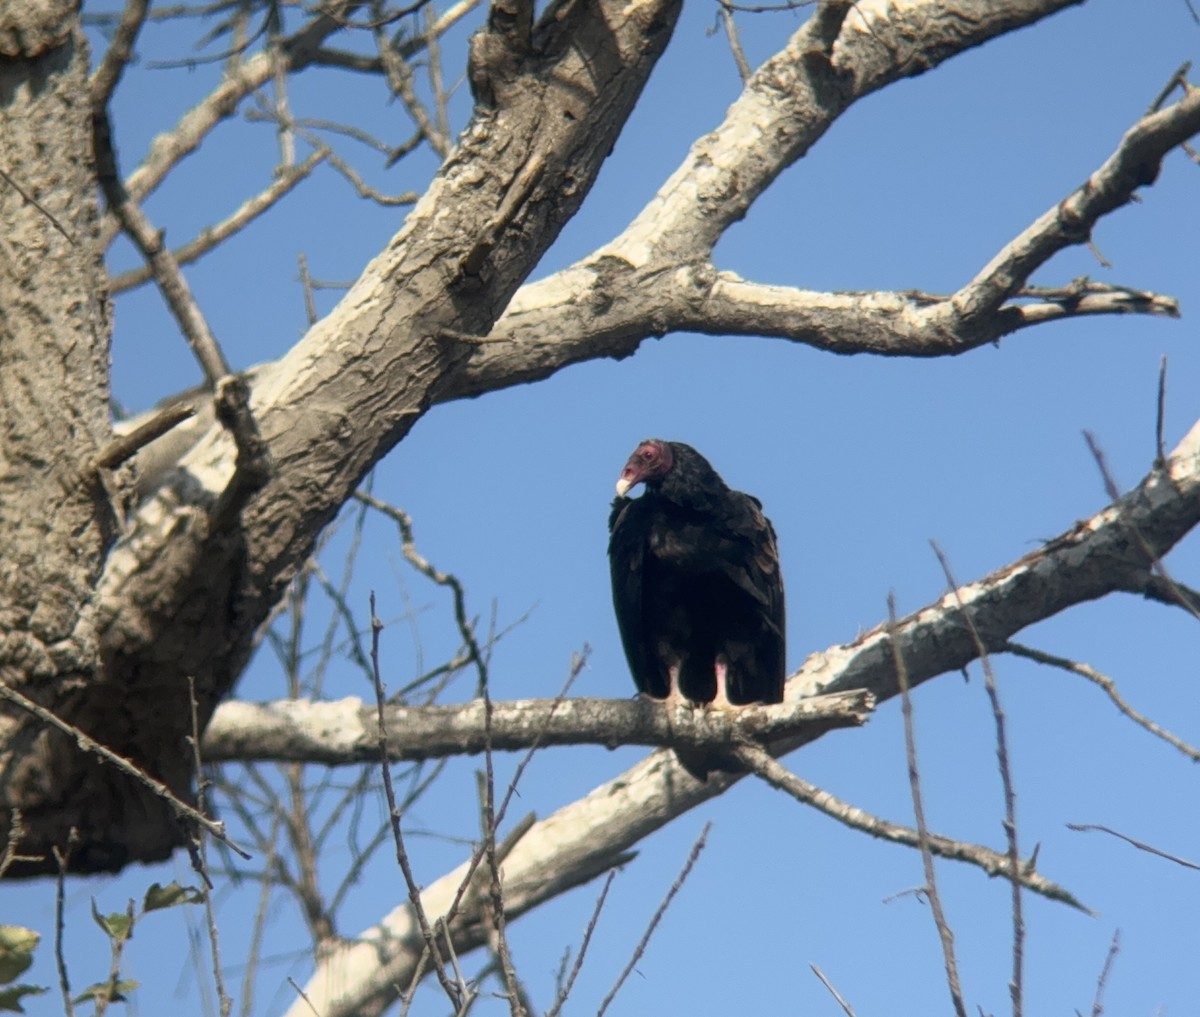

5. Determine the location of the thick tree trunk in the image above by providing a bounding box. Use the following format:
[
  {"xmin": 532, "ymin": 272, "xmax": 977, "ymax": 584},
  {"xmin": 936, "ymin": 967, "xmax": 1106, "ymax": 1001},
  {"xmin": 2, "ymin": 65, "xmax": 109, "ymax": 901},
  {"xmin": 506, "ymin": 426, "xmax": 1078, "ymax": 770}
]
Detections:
[{"xmin": 0, "ymin": 16, "xmax": 144, "ymax": 872}]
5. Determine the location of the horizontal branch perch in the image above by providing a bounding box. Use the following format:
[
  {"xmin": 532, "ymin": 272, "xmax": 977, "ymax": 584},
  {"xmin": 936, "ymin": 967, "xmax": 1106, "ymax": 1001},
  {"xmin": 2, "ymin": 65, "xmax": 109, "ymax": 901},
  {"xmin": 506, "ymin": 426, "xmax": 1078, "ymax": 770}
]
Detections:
[{"xmin": 203, "ymin": 690, "xmax": 874, "ymax": 764}]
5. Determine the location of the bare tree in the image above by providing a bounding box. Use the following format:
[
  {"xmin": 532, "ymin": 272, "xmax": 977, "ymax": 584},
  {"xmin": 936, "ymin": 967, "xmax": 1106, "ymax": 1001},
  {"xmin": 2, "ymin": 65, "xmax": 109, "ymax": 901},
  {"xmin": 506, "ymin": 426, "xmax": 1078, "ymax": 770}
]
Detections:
[{"xmin": 1, "ymin": 0, "xmax": 1198, "ymax": 1012}]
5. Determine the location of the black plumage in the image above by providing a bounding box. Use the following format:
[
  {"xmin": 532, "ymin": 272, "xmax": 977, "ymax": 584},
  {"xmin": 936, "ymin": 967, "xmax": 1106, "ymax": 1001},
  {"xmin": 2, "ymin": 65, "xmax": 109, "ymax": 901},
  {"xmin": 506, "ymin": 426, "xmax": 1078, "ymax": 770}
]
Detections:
[{"xmin": 607, "ymin": 440, "xmax": 786, "ymax": 716}]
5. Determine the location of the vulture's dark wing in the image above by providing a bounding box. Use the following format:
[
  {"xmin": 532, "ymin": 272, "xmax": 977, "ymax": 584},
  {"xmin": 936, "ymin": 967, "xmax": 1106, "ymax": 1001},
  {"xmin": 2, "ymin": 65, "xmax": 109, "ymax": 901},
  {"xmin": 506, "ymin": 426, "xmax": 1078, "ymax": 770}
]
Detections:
[
  {"xmin": 715, "ymin": 492, "xmax": 786, "ymax": 704},
  {"xmin": 608, "ymin": 495, "xmax": 671, "ymax": 698}
]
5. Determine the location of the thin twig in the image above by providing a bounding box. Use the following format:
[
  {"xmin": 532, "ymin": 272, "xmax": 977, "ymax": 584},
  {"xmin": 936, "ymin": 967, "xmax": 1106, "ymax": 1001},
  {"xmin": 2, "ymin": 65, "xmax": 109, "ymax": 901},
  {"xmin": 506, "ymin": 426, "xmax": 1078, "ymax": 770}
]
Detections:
[
  {"xmin": 1084, "ymin": 431, "xmax": 1200, "ymax": 624},
  {"xmin": 146, "ymin": 12, "xmax": 270, "ymax": 67},
  {"xmin": 931, "ymin": 544, "xmax": 1023, "ymax": 1017},
  {"xmin": 93, "ymin": 403, "xmax": 196, "ymax": 469},
  {"xmin": 238, "ymin": 808, "xmax": 281, "ymax": 1017},
  {"xmin": 93, "ymin": 107, "xmax": 231, "ymax": 386},
  {"xmin": 52, "ymin": 836, "xmax": 78, "ymax": 1017},
  {"xmin": 106, "ymin": 0, "xmax": 481, "ymax": 239},
  {"xmin": 108, "ymin": 150, "xmax": 328, "ymax": 294},
  {"xmin": 810, "ymin": 964, "xmax": 858, "ymax": 1017},
  {"xmin": 298, "ymin": 253, "xmax": 318, "ymax": 326},
  {"xmin": 1147, "ymin": 61, "xmax": 1192, "ymax": 113},
  {"xmin": 0, "ymin": 679, "xmax": 248, "ymax": 857},
  {"xmin": 730, "ymin": 742, "xmax": 1084, "ymax": 910},
  {"xmin": 187, "ymin": 676, "xmax": 233, "ymax": 1015},
  {"xmin": 245, "ymin": 109, "xmax": 397, "ymax": 155},
  {"xmin": 306, "ymin": 559, "xmax": 376, "ymax": 686},
  {"xmin": 425, "ymin": 3, "xmax": 452, "ymax": 146},
  {"xmin": 889, "ymin": 593, "xmax": 968, "ymax": 1017},
  {"xmin": 718, "ymin": 6, "xmax": 752, "ymax": 83},
  {"xmin": 1091, "ymin": 929, "xmax": 1120, "ymax": 1017},
  {"xmin": 355, "ymin": 491, "xmax": 486, "ymax": 688},
  {"xmin": 224, "ymin": 0, "xmax": 251, "ymax": 76},
  {"xmin": 596, "ymin": 823, "xmax": 712, "ymax": 1017},
  {"xmin": 437, "ymin": 655, "xmax": 584, "ymax": 956},
  {"xmin": 1155, "ymin": 354, "xmax": 1168, "ymax": 467},
  {"xmin": 318, "ymin": 132, "xmax": 421, "ymax": 205},
  {"xmin": 479, "ymin": 671, "xmax": 527, "ymax": 1017},
  {"xmin": 0, "ymin": 810, "xmax": 38, "ymax": 878},
  {"xmin": 372, "ymin": 1, "xmax": 450, "ymax": 157},
  {"xmin": 368, "ymin": 592, "xmax": 460, "ymax": 1007},
  {"xmin": 271, "ymin": 38, "xmax": 297, "ymax": 167},
  {"xmin": 83, "ymin": 1, "xmax": 257, "ymax": 29},
  {"xmin": 1005, "ymin": 641, "xmax": 1200, "ymax": 763},
  {"xmin": 286, "ymin": 975, "xmax": 321, "ymax": 1017},
  {"xmin": 0, "ymin": 165, "xmax": 76, "ymax": 244},
  {"xmin": 397, "ymin": 941, "xmax": 431, "ymax": 1017},
  {"xmin": 545, "ymin": 871, "xmax": 617, "ymax": 1017},
  {"xmin": 716, "ymin": 0, "xmax": 813, "ymax": 13},
  {"xmin": 1067, "ymin": 823, "xmax": 1200, "ymax": 872},
  {"xmin": 493, "ymin": 649, "xmax": 588, "ymax": 834},
  {"xmin": 443, "ymin": 917, "xmax": 478, "ymax": 1006},
  {"xmin": 90, "ymin": 0, "xmax": 151, "ymax": 109},
  {"xmin": 325, "ymin": 0, "xmax": 438, "ymax": 29}
]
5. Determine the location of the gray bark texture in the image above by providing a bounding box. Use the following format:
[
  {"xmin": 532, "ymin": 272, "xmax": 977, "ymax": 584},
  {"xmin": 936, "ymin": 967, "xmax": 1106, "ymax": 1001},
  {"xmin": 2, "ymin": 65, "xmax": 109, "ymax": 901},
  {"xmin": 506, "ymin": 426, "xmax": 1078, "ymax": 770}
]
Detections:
[{"xmin": 0, "ymin": 19, "xmax": 129, "ymax": 874}]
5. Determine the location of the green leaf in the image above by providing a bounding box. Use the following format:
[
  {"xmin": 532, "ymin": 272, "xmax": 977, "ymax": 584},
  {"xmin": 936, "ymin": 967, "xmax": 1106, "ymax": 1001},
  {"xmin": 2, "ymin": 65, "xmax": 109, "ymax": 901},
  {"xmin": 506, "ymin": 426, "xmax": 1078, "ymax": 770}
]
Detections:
[
  {"xmin": 0, "ymin": 928, "xmax": 38, "ymax": 984},
  {"xmin": 142, "ymin": 881, "xmax": 203, "ymax": 913},
  {"xmin": 90, "ymin": 900, "xmax": 133, "ymax": 943},
  {"xmin": 73, "ymin": 979, "xmax": 138, "ymax": 1005},
  {"xmin": 0, "ymin": 983, "xmax": 48, "ymax": 1013}
]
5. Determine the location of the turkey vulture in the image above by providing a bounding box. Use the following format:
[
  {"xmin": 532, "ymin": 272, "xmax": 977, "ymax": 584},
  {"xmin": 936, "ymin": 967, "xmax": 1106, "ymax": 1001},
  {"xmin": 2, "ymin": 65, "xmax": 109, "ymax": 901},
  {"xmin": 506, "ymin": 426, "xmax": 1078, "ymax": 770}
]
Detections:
[{"xmin": 608, "ymin": 439, "xmax": 785, "ymax": 775}]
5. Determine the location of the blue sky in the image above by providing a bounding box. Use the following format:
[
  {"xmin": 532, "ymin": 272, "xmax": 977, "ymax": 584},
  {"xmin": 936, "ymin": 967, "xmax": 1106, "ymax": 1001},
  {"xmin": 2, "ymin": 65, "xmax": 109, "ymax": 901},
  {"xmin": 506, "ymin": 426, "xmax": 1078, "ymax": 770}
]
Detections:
[{"xmin": 8, "ymin": 1, "xmax": 1200, "ymax": 1014}]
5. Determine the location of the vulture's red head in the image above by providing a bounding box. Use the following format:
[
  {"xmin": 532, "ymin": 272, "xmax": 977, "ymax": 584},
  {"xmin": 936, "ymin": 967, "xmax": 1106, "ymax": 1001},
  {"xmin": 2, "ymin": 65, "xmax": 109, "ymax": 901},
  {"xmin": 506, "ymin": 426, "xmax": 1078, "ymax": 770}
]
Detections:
[{"xmin": 615, "ymin": 439, "xmax": 675, "ymax": 497}]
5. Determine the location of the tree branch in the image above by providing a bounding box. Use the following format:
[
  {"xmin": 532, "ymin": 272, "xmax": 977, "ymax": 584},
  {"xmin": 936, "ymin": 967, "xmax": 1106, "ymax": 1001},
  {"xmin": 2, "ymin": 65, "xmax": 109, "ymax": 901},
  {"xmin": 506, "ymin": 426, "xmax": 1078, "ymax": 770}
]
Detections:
[
  {"xmin": 203, "ymin": 690, "xmax": 873, "ymax": 763},
  {"xmin": 97, "ymin": 0, "xmax": 482, "ymax": 248},
  {"xmin": 107, "ymin": 149, "xmax": 328, "ymax": 294},
  {"xmin": 731, "ymin": 742, "xmax": 1084, "ymax": 912},
  {"xmin": 89, "ymin": 0, "xmax": 150, "ymax": 110},
  {"xmin": 949, "ymin": 83, "xmax": 1200, "ymax": 326},
  {"xmin": 100, "ymin": 0, "xmax": 365, "ymax": 246},
  {"xmin": 93, "ymin": 106, "xmax": 232, "ymax": 386},
  {"xmin": 444, "ymin": 35, "xmax": 1197, "ymax": 400}
]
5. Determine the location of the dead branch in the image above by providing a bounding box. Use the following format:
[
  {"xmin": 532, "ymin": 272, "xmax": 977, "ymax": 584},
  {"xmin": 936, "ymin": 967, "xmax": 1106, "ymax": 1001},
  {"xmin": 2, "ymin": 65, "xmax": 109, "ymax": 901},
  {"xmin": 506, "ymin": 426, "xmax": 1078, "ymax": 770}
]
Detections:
[
  {"xmin": 89, "ymin": 0, "xmax": 150, "ymax": 110},
  {"xmin": 1067, "ymin": 823, "xmax": 1200, "ymax": 872},
  {"xmin": 888, "ymin": 594, "xmax": 968, "ymax": 1017},
  {"xmin": 447, "ymin": 80, "xmax": 1199, "ymax": 402},
  {"xmin": 1004, "ymin": 641, "xmax": 1200, "ymax": 763},
  {"xmin": 93, "ymin": 106, "xmax": 232, "ymax": 386},
  {"xmin": 202, "ymin": 690, "xmax": 874, "ymax": 763},
  {"xmin": 732, "ymin": 742, "xmax": 1084, "ymax": 911},
  {"xmin": 108, "ymin": 149, "xmax": 328, "ymax": 294}
]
